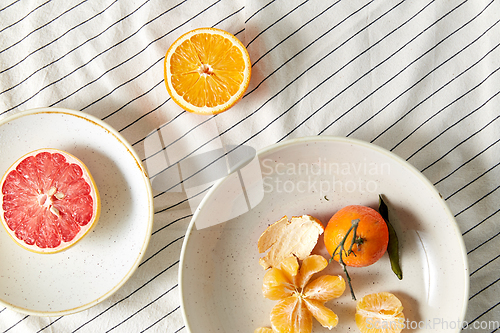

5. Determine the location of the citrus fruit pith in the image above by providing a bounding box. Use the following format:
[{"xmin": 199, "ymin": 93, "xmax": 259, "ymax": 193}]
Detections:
[
  {"xmin": 164, "ymin": 27, "xmax": 251, "ymax": 115},
  {"xmin": 324, "ymin": 205, "xmax": 389, "ymax": 267},
  {"xmin": 0, "ymin": 148, "xmax": 100, "ymax": 254}
]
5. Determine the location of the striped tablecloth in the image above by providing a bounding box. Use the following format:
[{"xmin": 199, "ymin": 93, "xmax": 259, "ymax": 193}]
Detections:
[{"xmin": 1, "ymin": 0, "xmax": 499, "ymax": 332}]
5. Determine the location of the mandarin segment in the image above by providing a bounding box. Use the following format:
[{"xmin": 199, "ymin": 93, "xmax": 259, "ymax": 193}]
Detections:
[
  {"xmin": 261, "ymin": 255, "xmax": 344, "ymax": 333},
  {"xmin": 254, "ymin": 328, "xmax": 274, "ymax": 333},
  {"xmin": 270, "ymin": 296, "xmax": 312, "ymax": 333},
  {"xmin": 262, "ymin": 268, "xmax": 295, "ymax": 301},
  {"xmin": 355, "ymin": 292, "xmax": 405, "ymax": 333},
  {"xmin": 355, "ymin": 311, "xmax": 405, "ymax": 333},
  {"xmin": 304, "ymin": 298, "xmax": 339, "ymax": 329},
  {"xmin": 303, "ymin": 275, "xmax": 346, "ymax": 301},
  {"xmin": 278, "ymin": 255, "xmax": 300, "ymax": 282},
  {"xmin": 357, "ymin": 292, "xmax": 403, "ymax": 316},
  {"xmin": 294, "ymin": 255, "xmax": 328, "ymax": 289}
]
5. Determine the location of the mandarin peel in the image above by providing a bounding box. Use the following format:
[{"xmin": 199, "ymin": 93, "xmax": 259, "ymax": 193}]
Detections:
[
  {"xmin": 261, "ymin": 255, "xmax": 345, "ymax": 333},
  {"xmin": 258, "ymin": 215, "xmax": 324, "ymax": 270}
]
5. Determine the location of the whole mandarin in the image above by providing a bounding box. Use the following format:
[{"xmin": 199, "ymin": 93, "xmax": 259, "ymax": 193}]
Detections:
[{"xmin": 324, "ymin": 205, "xmax": 389, "ymax": 267}]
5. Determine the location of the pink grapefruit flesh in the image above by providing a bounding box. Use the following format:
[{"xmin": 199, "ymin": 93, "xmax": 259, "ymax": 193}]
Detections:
[{"xmin": 0, "ymin": 148, "xmax": 100, "ymax": 253}]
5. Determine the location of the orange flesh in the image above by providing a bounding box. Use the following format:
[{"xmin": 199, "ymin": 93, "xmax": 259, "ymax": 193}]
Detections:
[
  {"xmin": 169, "ymin": 32, "xmax": 246, "ymax": 107},
  {"xmin": 1, "ymin": 151, "xmax": 95, "ymax": 249}
]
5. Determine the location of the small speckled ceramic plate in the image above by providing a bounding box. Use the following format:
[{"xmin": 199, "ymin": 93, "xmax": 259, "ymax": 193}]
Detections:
[
  {"xmin": 0, "ymin": 108, "xmax": 153, "ymax": 316},
  {"xmin": 179, "ymin": 136, "xmax": 469, "ymax": 333}
]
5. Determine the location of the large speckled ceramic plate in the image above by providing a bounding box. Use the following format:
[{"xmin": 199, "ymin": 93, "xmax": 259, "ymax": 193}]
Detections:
[
  {"xmin": 179, "ymin": 136, "xmax": 469, "ymax": 333},
  {"xmin": 0, "ymin": 108, "xmax": 153, "ymax": 316}
]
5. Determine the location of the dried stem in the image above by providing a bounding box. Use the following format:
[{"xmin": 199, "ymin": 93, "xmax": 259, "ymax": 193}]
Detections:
[{"xmin": 329, "ymin": 218, "xmax": 360, "ymax": 300}]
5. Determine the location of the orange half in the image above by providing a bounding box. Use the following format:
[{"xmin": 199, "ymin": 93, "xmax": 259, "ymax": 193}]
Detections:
[{"xmin": 164, "ymin": 27, "xmax": 251, "ymax": 115}]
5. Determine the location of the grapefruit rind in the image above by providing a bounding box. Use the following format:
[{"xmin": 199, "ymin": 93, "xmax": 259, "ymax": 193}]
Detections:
[
  {"xmin": 163, "ymin": 27, "xmax": 252, "ymax": 115},
  {"xmin": 0, "ymin": 148, "xmax": 101, "ymax": 254}
]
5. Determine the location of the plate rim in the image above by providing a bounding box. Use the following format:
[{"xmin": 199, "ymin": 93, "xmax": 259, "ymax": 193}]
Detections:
[
  {"xmin": 179, "ymin": 135, "xmax": 470, "ymax": 332},
  {"xmin": 0, "ymin": 107, "xmax": 154, "ymax": 316}
]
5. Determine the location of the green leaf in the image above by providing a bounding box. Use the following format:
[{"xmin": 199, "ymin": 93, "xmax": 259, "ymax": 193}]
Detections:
[{"xmin": 379, "ymin": 194, "xmax": 403, "ymax": 280}]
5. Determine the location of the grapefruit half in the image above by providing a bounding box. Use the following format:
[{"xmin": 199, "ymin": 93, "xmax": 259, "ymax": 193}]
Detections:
[{"xmin": 0, "ymin": 148, "xmax": 100, "ymax": 254}]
